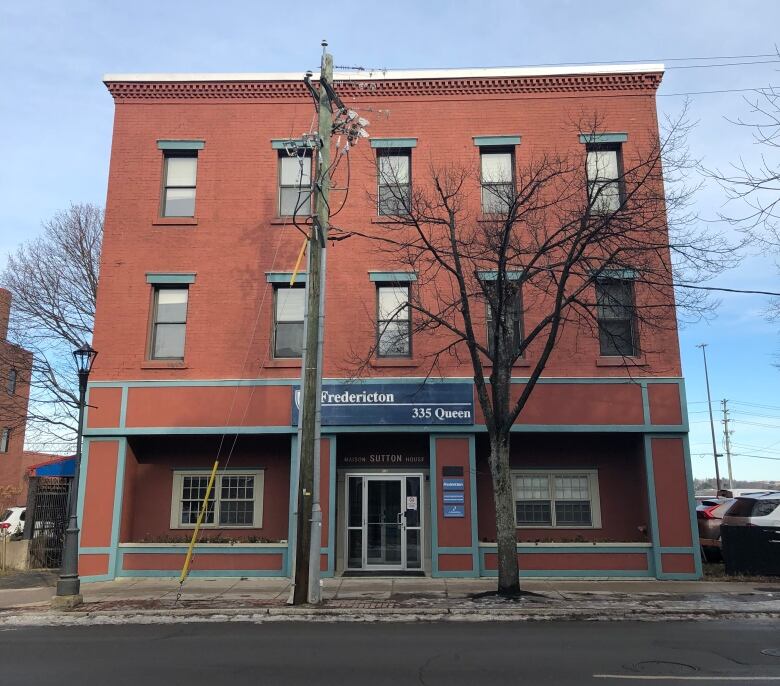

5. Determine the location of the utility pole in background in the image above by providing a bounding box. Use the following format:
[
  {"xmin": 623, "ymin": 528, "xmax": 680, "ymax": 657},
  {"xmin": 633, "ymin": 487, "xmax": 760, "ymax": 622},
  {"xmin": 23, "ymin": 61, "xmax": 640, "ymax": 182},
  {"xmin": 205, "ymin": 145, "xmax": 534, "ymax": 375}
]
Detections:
[
  {"xmin": 293, "ymin": 42, "xmax": 332, "ymax": 606},
  {"xmin": 697, "ymin": 344, "xmax": 722, "ymax": 494},
  {"xmin": 721, "ymin": 399, "xmax": 734, "ymax": 490}
]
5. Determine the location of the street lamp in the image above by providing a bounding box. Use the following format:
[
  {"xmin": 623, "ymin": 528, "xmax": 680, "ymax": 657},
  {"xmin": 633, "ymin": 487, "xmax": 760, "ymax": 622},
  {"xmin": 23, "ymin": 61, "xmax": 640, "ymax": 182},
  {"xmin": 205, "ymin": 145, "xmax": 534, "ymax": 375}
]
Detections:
[{"xmin": 54, "ymin": 342, "xmax": 97, "ymax": 607}]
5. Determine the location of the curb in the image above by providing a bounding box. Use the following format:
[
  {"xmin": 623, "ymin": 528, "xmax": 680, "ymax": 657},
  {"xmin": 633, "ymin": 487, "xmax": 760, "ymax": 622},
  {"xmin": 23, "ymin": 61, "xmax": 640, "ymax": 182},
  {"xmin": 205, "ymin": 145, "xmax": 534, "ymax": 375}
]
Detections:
[{"xmin": 1, "ymin": 606, "xmax": 779, "ymax": 626}]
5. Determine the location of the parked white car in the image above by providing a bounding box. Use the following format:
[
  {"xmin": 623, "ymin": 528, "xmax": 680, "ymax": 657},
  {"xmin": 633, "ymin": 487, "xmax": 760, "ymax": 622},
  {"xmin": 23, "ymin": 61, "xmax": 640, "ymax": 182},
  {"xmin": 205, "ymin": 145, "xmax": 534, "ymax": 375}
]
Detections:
[
  {"xmin": 0, "ymin": 507, "xmax": 25, "ymax": 536},
  {"xmin": 721, "ymin": 492, "xmax": 780, "ymax": 529}
]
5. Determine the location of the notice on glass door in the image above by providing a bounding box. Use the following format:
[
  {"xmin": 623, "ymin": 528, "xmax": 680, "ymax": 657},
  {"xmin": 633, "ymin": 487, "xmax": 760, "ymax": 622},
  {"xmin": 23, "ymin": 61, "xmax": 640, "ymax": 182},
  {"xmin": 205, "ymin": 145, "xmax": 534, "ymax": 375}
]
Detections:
[{"xmin": 406, "ymin": 496, "xmax": 418, "ymax": 511}]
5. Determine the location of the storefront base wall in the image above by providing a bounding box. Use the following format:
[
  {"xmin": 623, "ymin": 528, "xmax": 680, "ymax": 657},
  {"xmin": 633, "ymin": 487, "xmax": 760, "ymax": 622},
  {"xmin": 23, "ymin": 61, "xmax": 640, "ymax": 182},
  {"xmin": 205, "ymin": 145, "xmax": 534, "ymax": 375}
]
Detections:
[
  {"xmin": 480, "ymin": 546, "xmax": 652, "ymax": 577},
  {"xmin": 119, "ymin": 548, "xmax": 286, "ymax": 575}
]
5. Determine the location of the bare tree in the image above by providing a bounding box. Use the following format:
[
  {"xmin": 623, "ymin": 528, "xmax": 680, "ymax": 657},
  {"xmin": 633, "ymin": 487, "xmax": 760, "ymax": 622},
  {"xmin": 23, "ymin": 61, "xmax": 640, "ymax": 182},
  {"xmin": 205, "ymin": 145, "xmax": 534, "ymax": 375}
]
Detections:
[
  {"xmin": 1, "ymin": 203, "xmax": 102, "ymax": 452},
  {"xmin": 347, "ymin": 112, "xmax": 733, "ymax": 596}
]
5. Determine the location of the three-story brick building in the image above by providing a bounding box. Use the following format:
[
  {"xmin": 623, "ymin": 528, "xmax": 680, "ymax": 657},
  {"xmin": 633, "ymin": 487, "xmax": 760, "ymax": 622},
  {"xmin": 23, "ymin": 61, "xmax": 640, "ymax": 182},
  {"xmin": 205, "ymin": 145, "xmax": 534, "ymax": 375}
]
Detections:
[{"xmin": 79, "ymin": 64, "xmax": 700, "ymax": 581}]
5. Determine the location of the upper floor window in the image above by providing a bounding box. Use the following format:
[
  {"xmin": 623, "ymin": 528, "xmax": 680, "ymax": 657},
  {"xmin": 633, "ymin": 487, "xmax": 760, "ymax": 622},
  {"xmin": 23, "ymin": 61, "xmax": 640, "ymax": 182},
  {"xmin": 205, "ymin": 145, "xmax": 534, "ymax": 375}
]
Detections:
[
  {"xmin": 586, "ymin": 144, "xmax": 623, "ymax": 214},
  {"xmin": 162, "ymin": 152, "xmax": 198, "ymax": 217},
  {"xmin": 377, "ymin": 149, "xmax": 411, "ymax": 215},
  {"xmin": 279, "ymin": 153, "xmax": 312, "ymax": 217},
  {"xmin": 274, "ymin": 286, "xmax": 306, "ymax": 358},
  {"xmin": 151, "ymin": 287, "xmax": 189, "ymax": 360},
  {"xmin": 7, "ymin": 369, "xmax": 17, "ymax": 394},
  {"xmin": 377, "ymin": 284, "xmax": 411, "ymax": 357},
  {"xmin": 480, "ymin": 150, "xmax": 514, "ymax": 214},
  {"xmin": 596, "ymin": 277, "xmax": 637, "ymax": 357},
  {"xmin": 485, "ymin": 281, "xmax": 523, "ymax": 357},
  {"xmin": 0, "ymin": 428, "xmax": 9, "ymax": 453}
]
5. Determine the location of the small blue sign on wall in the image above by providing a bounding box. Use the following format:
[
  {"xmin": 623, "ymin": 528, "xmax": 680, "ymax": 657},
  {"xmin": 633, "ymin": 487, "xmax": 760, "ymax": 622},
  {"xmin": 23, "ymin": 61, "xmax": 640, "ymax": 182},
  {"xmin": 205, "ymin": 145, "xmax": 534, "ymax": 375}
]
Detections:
[
  {"xmin": 443, "ymin": 492, "xmax": 465, "ymax": 504},
  {"xmin": 442, "ymin": 478, "xmax": 464, "ymax": 491},
  {"xmin": 443, "ymin": 504, "xmax": 465, "ymax": 518}
]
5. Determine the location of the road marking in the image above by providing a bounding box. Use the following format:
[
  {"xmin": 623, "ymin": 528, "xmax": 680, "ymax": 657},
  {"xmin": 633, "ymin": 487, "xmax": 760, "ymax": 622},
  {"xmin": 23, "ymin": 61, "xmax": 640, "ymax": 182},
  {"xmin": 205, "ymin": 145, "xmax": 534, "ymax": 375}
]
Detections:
[{"xmin": 594, "ymin": 676, "xmax": 780, "ymax": 681}]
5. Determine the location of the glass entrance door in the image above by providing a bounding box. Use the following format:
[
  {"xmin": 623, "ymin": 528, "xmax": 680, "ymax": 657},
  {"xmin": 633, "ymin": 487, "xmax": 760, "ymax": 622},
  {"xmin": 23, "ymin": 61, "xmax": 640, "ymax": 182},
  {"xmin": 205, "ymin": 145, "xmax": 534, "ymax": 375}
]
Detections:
[{"xmin": 345, "ymin": 474, "xmax": 423, "ymax": 571}]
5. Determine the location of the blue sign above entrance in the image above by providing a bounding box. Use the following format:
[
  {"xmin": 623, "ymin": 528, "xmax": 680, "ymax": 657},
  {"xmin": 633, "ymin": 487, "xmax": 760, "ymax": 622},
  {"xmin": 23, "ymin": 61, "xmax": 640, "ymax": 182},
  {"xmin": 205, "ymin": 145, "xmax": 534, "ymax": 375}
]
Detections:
[{"xmin": 291, "ymin": 382, "xmax": 474, "ymax": 426}]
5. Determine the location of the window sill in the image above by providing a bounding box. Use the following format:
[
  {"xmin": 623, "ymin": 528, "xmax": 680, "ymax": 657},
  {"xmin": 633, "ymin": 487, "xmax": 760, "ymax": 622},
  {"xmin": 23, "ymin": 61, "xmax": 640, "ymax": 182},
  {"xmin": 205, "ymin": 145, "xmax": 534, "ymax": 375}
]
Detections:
[
  {"xmin": 141, "ymin": 360, "xmax": 188, "ymax": 369},
  {"xmin": 595, "ymin": 355, "xmax": 647, "ymax": 367},
  {"xmin": 370, "ymin": 216, "xmax": 405, "ymax": 224},
  {"xmin": 263, "ymin": 358, "xmax": 302, "ymax": 368},
  {"xmin": 270, "ymin": 217, "xmax": 312, "ymax": 225},
  {"xmin": 370, "ymin": 358, "xmax": 420, "ymax": 368},
  {"xmin": 483, "ymin": 358, "xmax": 531, "ymax": 368},
  {"xmin": 152, "ymin": 217, "xmax": 198, "ymax": 226}
]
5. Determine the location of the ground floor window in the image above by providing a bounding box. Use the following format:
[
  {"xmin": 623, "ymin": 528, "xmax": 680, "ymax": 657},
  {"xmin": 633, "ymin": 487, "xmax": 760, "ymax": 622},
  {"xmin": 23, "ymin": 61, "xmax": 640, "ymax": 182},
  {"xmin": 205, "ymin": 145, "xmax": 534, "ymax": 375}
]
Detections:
[
  {"xmin": 170, "ymin": 471, "xmax": 264, "ymax": 529},
  {"xmin": 512, "ymin": 470, "xmax": 601, "ymax": 528}
]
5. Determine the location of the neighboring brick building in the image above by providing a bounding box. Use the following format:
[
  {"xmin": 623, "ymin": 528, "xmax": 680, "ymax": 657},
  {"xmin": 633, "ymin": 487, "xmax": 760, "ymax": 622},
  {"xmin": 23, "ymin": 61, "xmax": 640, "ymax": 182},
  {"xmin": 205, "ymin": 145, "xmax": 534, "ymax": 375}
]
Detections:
[
  {"xmin": 80, "ymin": 64, "xmax": 699, "ymax": 582},
  {"xmin": 0, "ymin": 288, "xmax": 35, "ymax": 511}
]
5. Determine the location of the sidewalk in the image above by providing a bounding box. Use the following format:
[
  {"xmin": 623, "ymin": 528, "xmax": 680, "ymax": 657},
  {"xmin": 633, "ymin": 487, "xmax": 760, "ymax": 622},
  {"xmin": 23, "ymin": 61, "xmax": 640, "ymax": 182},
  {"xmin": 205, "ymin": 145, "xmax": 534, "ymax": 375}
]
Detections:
[{"xmin": 2, "ymin": 575, "xmax": 780, "ymax": 624}]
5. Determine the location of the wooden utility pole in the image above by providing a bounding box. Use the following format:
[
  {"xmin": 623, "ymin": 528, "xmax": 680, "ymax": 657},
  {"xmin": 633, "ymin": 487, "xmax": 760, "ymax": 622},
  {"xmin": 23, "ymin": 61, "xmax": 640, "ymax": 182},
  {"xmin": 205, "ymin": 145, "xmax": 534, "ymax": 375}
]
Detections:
[
  {"xmin": 697, "ymin": 343, "xmax": 721, "ymax": 494},
  {"xmin": 722, "ymin": 399, "xmax": 734, "ymax": 490},
  {"xmin": 293, "ymin": 43, "xmax": 332, "ymax": 606}
]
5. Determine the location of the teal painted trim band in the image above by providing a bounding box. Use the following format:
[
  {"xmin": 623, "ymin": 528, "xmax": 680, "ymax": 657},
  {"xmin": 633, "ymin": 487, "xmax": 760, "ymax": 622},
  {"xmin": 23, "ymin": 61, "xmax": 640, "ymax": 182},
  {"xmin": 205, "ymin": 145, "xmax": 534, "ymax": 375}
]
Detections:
[
  {"xmin": 467, "ymin": 434, "xmax": 479, "ymax": 577},
  {"xmin": 109, "ymin": 438, "xmax": 128, "ymax": 579},
  {"xmin": 681, "ymin": 434, "xmax": 703, "ymax": 578},
  {"xmin": 678, "ymin": 377, "xmax": 690, "ymax": 433},
  {"xmin": 436, "ymin": 570, "xmax": 480, "ymax": 578},
  {"xmin": 271, "ymin": 139, "xmax": 314, "ymax": 150},
  {"xmin": 477, "ymin": 270, "xmax": 523, "ymax": 281},
  {"xmin": 80, "ymin": 547, "xmax": 111, "ymax": 554},
  {"xmin": 641, "ymin": 382, "xmax": 650, "ymax": 425},
  {"xmin": 429, "ymin": 435, "xmax": 439, "ymax": 576},
  {"xmin": 80, "ymin": 574, "xmax": 116, "ymax": 583},
  {"xmin": 473, "ymin": 135, "xmax": 521, "ymax": 147},
  {"xmin": 479, "ymin": 545, "xmax": 652, "ymax": 554},
  {"xmin": 266, "ymin": 272, "xmax": 308, "ymax": 284},
  {"xmin": 76, "ymin": 438, "xmax": 90, "ymax": 549},
  {"xmin": 287, "ymin": 434, "xmax": 299, "ymax": 576},
  {"xmin": 370, "ymin": 138, "xmax": 417, "ymax": 149},
  {"xmin": 660, "ymin": 547, "xmax": 696, "ymax": 554},
  {"xmin": 643, "ymin": 435, "xmax": 662, "ymax": 579},
  {"xmin": 119, "ymin": 386, "xmax": 128, "ymax": 429},
  {"xmin": 439, "ymin": 547, "xmax": 474, "ymax": 555},
  {"xmin": 146, "ymin": 272, "xmax": 196, "ymax": 285},
  {"xmin": 368, "ymin": 271, "xmax": 418, "ymax": 282},
  {"xmin": 579, "ymin": 132, "xmax": 628, "ymax": 144},
  {"xmin": 157, "ymin": 140, "xmax": 205, "ymax": 150}
]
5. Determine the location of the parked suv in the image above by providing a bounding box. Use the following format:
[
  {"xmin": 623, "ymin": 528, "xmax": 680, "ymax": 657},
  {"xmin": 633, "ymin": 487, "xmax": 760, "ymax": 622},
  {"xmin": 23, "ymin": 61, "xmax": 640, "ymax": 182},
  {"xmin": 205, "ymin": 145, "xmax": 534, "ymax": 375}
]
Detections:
[
  {"xmin": 0, "ymin": 507, "xmax": 25, "ymax": 536},
  {"xmin": 721, "ymin": 492, "xmax": 780, "ymax": 529}
]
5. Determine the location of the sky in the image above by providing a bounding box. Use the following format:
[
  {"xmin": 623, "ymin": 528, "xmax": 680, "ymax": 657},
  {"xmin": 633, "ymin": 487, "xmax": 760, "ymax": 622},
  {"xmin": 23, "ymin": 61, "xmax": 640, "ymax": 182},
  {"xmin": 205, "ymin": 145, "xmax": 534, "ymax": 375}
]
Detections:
[{"xmin": 0, "ymin": 1, "xmax": 778, "ymax": 481}]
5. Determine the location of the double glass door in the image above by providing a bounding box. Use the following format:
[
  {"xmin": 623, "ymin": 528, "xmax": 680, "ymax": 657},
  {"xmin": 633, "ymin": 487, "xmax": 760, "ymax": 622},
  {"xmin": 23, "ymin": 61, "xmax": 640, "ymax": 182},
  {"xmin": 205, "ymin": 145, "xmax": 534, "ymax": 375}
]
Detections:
[{"xmin": 346, "ymin": 474, "xmax": 423, "ymax": 571}]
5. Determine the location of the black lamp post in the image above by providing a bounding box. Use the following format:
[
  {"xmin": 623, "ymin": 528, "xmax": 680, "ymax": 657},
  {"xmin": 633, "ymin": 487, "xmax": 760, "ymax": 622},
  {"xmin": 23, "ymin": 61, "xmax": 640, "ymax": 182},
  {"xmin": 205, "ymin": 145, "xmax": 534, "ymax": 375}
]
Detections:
[{"xmin": 55, "ymin": 342, "xmax": 97, "ymax": 604}]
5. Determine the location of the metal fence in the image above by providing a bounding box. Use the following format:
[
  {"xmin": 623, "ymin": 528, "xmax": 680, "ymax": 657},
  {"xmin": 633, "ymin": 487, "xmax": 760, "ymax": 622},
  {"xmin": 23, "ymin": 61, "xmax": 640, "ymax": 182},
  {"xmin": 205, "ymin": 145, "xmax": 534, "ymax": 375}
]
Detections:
[{"xmin": 24, "ymin": 476, "xmax": 71, "ymax": 569}]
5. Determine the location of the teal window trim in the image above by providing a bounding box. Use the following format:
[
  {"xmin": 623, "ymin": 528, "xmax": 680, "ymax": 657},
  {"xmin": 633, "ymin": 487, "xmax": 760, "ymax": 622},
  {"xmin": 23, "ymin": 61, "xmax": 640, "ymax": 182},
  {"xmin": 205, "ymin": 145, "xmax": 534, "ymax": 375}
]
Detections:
[
  {"xmin": 477, "ymin": 270, "xmax": 523, "ymax": 281},
  {"xmin": 473, "ymin": 135, "xmax": 521, "ymax": 147},
  {"xmin": 157, "ymin": 140, "xmax": 205, "ymax": 151},
  {"xmin": 271, "ymin": 139, "xmax": 314, "ymax": 150},
  {"xmin": 265, "ymin": 272, "xmax": 308, "ymax": 284},
  {"xmin": 146, "ymin": 272, "xmax": 196, "ymax": 285},
  {"xmin": 370, "ymin": 138, "xmax": 418, "ymax": 149},
  {"xmin": 368, "ymin": 271, "xmax": 417, "ymax": 282},
  {"xmin": 579, "ymin": 133, "xmax": 628, "ymax": 145}
]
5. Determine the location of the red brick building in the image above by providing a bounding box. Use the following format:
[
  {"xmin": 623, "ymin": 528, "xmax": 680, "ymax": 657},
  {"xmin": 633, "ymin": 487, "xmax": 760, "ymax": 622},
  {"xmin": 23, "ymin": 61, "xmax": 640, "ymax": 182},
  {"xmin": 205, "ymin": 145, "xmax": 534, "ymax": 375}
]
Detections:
[
  {"xmin": 80, "ymin": 64, "xmax": 699, "ymax": 581},
  {"xmin": 0, "ymin": 289, "xmax": 36, "ymax": 511}
]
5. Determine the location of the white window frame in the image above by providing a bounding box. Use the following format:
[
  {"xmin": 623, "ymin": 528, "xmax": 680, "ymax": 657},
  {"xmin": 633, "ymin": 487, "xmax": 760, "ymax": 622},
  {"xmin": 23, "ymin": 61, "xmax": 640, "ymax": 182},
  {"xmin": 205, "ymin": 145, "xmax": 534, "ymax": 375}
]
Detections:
[
  {"xmin": 512, "ymin": 469, "xmax": 601, "ymax": 529},
  {"xmin": 170, "ymin": 470, "xmax": 264, "ymax": 529}
]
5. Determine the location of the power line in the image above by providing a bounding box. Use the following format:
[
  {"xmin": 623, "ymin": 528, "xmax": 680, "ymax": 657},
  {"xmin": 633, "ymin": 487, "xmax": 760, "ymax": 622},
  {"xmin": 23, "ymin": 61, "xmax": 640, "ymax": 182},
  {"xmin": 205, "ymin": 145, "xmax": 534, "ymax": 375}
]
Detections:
[{"xmin": 675, "ymin": 283, "xmax": 780, "ymax": 297}]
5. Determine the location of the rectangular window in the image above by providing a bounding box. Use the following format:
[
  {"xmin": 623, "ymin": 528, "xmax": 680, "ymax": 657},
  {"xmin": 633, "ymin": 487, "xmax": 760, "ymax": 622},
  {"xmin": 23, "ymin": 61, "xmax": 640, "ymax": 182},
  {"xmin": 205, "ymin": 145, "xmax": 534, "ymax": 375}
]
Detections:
[
  {"xmin": 513, "ymin": 471, "xmax": 600, "ymax": 528},
  {"xmin": 485, "ymin": 282, "xmax": 523, "ymax": 357},
  {"xmin": 274, "ymin": 286, "xmax": 306, "ymax": 358},
  {"xmin": 162, "ymin": 153, "xmax": 197, "ymax": 217},
  {"xmin": 7, "ymin": 369, "xmax": 17, "ymax": 394},
  {"xmin": 171, "ymin": 471, "xmax": 264, "ymax": 529},
  {"xmin": 0, "ymin": 428, "xmax": 9, "ymax": 453},
  {"xmin": 279, "ymin": 153, "xmax": 312, "ymax": 217},
  {"xmin": 151, "ymin": 287, "xmax": 188, "ymax": 360},
  {"xmin": 480, "ymin": 150, "xmax": 514, "ymax": 214},
  {"xmin": 377, "ymin": 284, "xmax": 411, "ymax": 357},
  {"xmin": 377, "ymin": 149, "xmax": 411, "ymax": 215},
  {"xmin": 586, "ymin": 144, "xmax": 622, "ymax": 213},
  {"xmin": 596, "ymin": 278, "xmax": 638, "ymax": 356}
]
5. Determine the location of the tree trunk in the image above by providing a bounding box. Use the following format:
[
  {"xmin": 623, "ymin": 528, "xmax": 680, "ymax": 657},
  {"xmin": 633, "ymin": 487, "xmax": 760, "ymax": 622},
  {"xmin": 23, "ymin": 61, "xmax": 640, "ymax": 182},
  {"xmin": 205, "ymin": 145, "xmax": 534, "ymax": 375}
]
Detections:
[{"xmin": 488, "ymin": 431, "xmax": 521, "ymax": 596}]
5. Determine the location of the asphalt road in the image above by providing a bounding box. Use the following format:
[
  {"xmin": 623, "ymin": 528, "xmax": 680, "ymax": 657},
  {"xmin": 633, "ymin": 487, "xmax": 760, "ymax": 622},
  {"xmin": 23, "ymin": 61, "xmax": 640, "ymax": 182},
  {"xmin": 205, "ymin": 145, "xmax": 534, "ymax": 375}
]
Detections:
[{"xmin": 1, "ymin": 620, "xmax": 779, "ymax": 685}]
